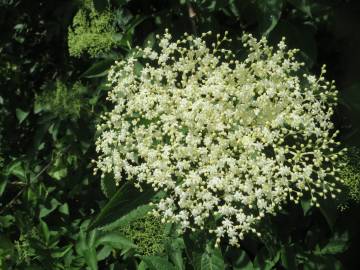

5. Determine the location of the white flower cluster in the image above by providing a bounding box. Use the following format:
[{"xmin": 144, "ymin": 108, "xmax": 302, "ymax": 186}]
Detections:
[{"xmin": 94, "ymin": 30, "xmax": 344, "ymax": 246}]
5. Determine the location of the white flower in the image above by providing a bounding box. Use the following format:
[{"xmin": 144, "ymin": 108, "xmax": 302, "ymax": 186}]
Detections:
[{"xmin": 95, "ymin": 31, "xmax": 344, "ymax": 246}]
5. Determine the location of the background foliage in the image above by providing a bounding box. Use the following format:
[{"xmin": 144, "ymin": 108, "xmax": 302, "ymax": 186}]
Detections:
[{"xmin": 1, "ymin": 0, "xmax": 360, "ymax": 269}]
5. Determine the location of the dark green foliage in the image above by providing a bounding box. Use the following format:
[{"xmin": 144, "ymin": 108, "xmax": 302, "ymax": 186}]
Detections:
[{"xmin": 1, "ymin": 0, "xmax": 360, "ymax": 269}]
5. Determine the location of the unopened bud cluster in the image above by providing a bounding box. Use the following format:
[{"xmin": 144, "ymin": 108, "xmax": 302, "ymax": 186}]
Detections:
[{"xmin": 94, "ymin": 30, "xmax": 344, "ymax": 246}]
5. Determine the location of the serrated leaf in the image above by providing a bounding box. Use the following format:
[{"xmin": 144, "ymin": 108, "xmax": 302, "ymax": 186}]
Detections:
[
  {"xmin": 201, "ymin": 245, "xmax": 225, "ymax": 270},
  {"xmin": 100, "ymin": 174, "xmax": 117, "ymax": 198},
  {"xmin": 77, "ymin": 230, "xmax": 98, "ymax": 270},
  {"xmin": 88, "ymin": 181, "xmax": 156, "ymax": 230},
  {"xmin": 142, "ymin": 256, "xmax": 176, "ymax": 270},
  {"xmin": 168, "ymin": 238, "xmax": 185, "ymax": 270}
]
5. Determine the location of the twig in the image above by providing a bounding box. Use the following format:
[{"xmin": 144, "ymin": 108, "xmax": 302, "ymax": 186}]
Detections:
[
  {"xmin": 34, "ymin": 161, "xmax": 52, "ymax": 180},
  {"xmin": 0, "ymin": 188, "xmax": 25, "ymax": 214},
  {"xmin": 0, "ymin": 161, "xmax": 52, "ymax": 214},
  {"xmin": 8, "ymin": 181, "xmax": 27, "ymax": 186}
]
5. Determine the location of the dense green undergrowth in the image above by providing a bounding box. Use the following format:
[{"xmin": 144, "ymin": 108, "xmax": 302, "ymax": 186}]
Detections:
[{"xmin": 1, "ymin": 0, "xmax": 360, "ymax": 269}]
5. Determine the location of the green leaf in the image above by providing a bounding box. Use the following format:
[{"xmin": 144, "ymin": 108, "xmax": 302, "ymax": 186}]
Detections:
[
  {"xmin": 253, "ymin": 248, "xmax": 280, "ymax": 270},
  {"xmin": 318, "ymin": 232, "xmax": 349, "ymax": 255},
  {"xmin": 256, "ymin": 0, "xmax": 284, "ymax": 36},
  {"xmin": 168, "ymin": 238, "xmax": 185, "ymax": 270},
  {"xmin": 39, "ymin": 220, "xmax": 50, "ymax": 245},
  {"xmin": 232, "ymin": 249, "xmax": 254, "ymax": 270},
  {"xmin": 28, "ymin": 117, "xmax": 53, "ymax": 155},
  {"xmin": 77, "ymin": 230, "xmax": 98, "ymax": 270},
  {"xmin": 281, "ymin": 245, "xmax": 297, "ymax": 270},
  {"xmin": 39, "ymin": 198, "xmax": 61, "ymax": 218},
  {"xmin": 183, "ymin": 230, "xmax": 207, "ymax": 270},
  {"xmin": 138, "ymin": 261, "xmax": 148, "ymax": 270},
  {"xmin": 318, "ymin": 198, "xmax": 338, "ymax": 231},
  {"xmin": 301, "ymin": 198, "xmax": 312, "ymax": 215},
  {"xmin": 16, "ymin": 108, "xmax": 29, "ymax": 124},
  {"xmin": 96, "ymin": 245, "xmax": 112, "ymax": 261},
  {"xmin": 80, "ymin": 58, "xmax": 114, "ymax": 78},
  {"xmin": 142, "ymin": 256, "xmax": 176, "ymax": 270},
  {"xmin": 101, "ymin": 174, "xmax": 117, "ymax": 198},
  {"xmin": 125, "ymin": 15, "xmax": 148, "ymax": 34},
  {"xmin": 6, "ymin": 160, "xmax": 27, "ymax": 181},
  {"xmin": 0, "ymin": 215, "xmax": 15, "ymax": 228},
  {"xmin": 143, "ymin": 33, "xmax": 155, "ymax": 48},
  {"xmin": 228, "ymin": 0, "xmax": 241, "ymax": 17},
  {"xmin": 48, "ymin": 166, "xmax": 67, "ymax": 180},
  {"xmin": 88, "ymin": 182, "xmax": 156, "ymax": 230},
  {"xmin": 171, "ymin": 250, "xmax": 185, "ymax": 270},
  {"xmin": 0, "ymin": 177, "xmax": 7, "ymax": 197},
  {"xmin": 101, "ymin": 204, "xmax": 153, "ymax": 232},
  {"xmin": 95, "ymin": 231, "xmax": 136, "ymax": 250},
  {"xmin": 59, "ymin": 203, "xmax": 70, "ymax": 216},
  {"xmin": 51, "ymin": 245, "xmax": 73, "ymax": 258},
  {"xmin": 300, "ymin": 253, "xmax": 343, "ymax": 270},
  {"xmin": 201, "ymin": 244, "xmax": 225, "ymax": 270}
]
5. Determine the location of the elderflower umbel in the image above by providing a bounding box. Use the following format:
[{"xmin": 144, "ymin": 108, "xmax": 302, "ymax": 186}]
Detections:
[{"xmin": 94, "ymin": 31, "xmax": 344, "ymax": 246}]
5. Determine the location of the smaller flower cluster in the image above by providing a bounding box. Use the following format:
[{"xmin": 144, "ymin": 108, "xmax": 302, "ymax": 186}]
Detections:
[
  {"xmin": 35, "ymin": 80, "xmax": 85, "ymax": 119},
  {"xmin": 119, "ymin": 215, "xmax": 167, "ymax": 255},
  {"xmin": 68, "ymin": 1, "xmax": 117, "ymax": 58},
  {"xmin": 95, "ymin": 30, "xmax": 344, "ymax": 246},
  {"xmin": 339, "ymin": 147, "xmax": 360, "ymax": 205}
]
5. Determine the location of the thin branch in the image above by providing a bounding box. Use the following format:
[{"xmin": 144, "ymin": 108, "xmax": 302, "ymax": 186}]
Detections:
[
  {"xmin": 34, "ymin": 161, "xmax": 52, "ymax": 180},
  {"xmin": 0, "ymin": 188, "xmax": 25, "ymax": 214},
  {"xmin": 0, "ymin": 161, "xmax": 52, "ymax": 214}
]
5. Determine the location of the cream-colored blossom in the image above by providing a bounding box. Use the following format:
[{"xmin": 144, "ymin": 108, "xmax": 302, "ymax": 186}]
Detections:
[{"xmin": 94, "ymin": 30, "xmax": 344, "ymax": 246}]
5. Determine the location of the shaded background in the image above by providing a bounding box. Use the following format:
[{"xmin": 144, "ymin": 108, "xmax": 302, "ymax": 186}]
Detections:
[{"xmin": 1, "ymin": 0, "xmax": 360, "ymax": 269}]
